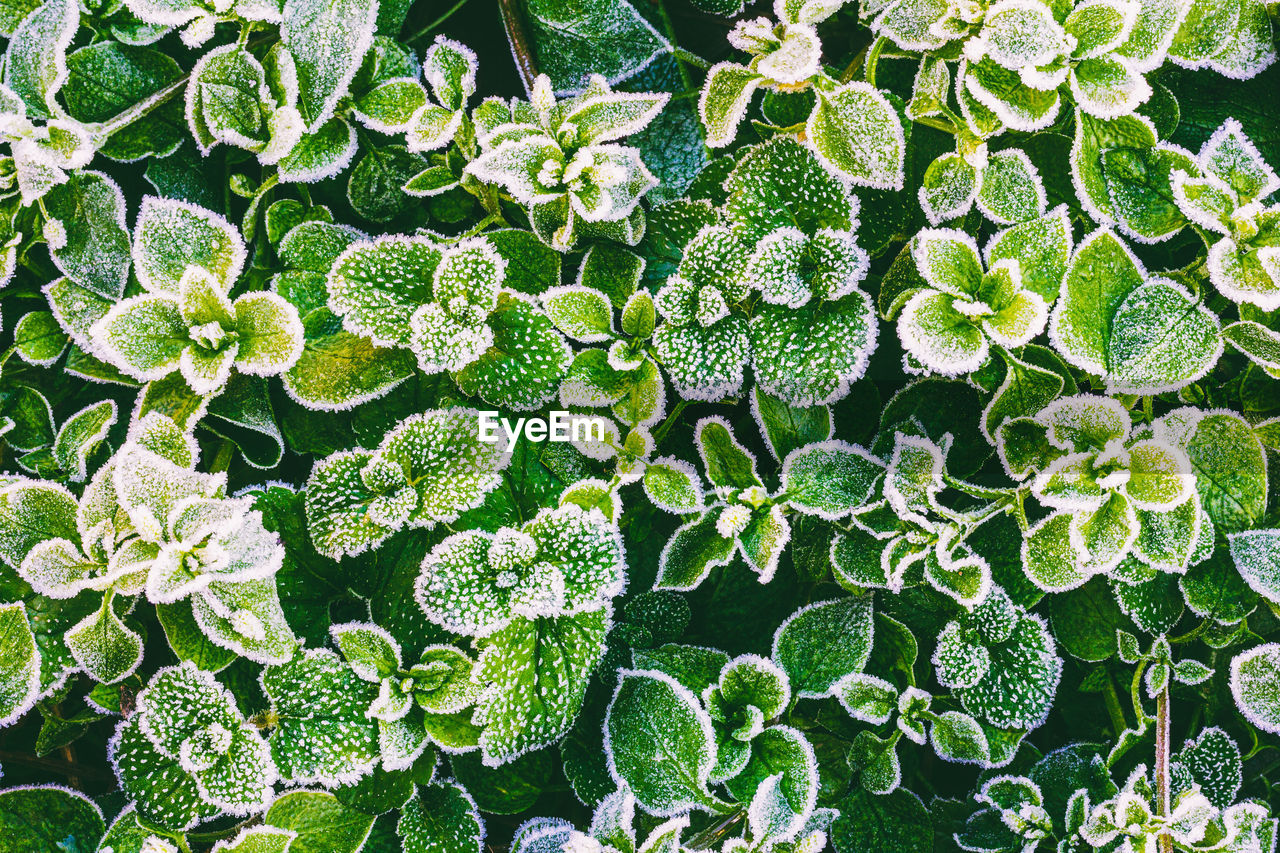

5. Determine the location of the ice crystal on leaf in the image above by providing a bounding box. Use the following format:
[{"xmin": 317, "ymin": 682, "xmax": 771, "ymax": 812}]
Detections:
[
  {"xmin": 2, "ymin": 1, "xmax": 1280, "ymax": 850},
  {"xmin": 466, "ymin": 74, "xmax": 667, "ymax": 250},
  {"xmin": 125, "ymin": 662, "xmax": 276, "ymax": 819},
  {"xmin": 305, "ymin": 408, "xmax": 510, "ymax": 558},
  {"xmin": 416, "ymin": 502, "xmax": 625, "ymax": 637}
]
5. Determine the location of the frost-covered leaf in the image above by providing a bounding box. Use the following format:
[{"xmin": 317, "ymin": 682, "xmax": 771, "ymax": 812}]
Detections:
[
  {"xmin": 782, "ymin": 441, "xmax": 882, "ymax": 519},
  {"xmin": 807, "ymin": 83, "xmax": 906, "ymax": 190},
  {"xmin": 283, "ymin": 0, "xmax": 376, "ymax": 130},
  {"xmin": 1178, "ymin": 410, "xmax": 1268, "ymax": 532},
  {"xmin": 724, "ymin": 137, "xmax": 856, "ymax": 244},
  {"xmin": 1230, "ymin": 643, "xmax": 1280, "ymax": 734},
  {"xmin": 931, "ymin": 711, "xmax": 990, "ymax": 765},
  {"xmin": 0, "ymin": 784, "xmax": 104, "ymax": 852},
  {"xmin": 416, "ymin": 503, "xmax": 623, "ymax": 636},
  {"xmin": 955, "ymin": 605, "xmax": 1062, "ymax": 730},
  {"xmin": 543, "ymin": 285, "xmax": 614, "ymax": 343},
  {"xmin": 262, "ymin": 649, "xmax": 379, "ymax": 786},
  {"xmin": 65, "ymin": 595, "xmax": 143, "ymax": 684},
  {"xmin": 750, "ymin": 292, "xmax": 878, "ymax": 406},
  {"xmin": 643, "ymin": 457, "xmax": 704, "ymax": 514},
  {"xmin": 212, "ymin": 826, "xmax": 296, "ymax": 853},
  {"xmin": 134, "ymin": 662, "xmax": 276, "ymax": 816},
  {"xmin": 474, "ymin": 609, "xmax": 609, "ymax": 766},
  {"xmin": 1177, "ymin": 727, "xmax": 1242, "ymax": 809},
  {"xmin": 654, "ymin": 510, "xmax": 737, "ymax": 591},
  {"xmin": 3, "ymin": 0, "xmax": 78, "ymax": 117},
  {"xmin": 1227, "ymin": 528, "xmax": 1280, "ymax": 603},
  {"xmin": 699, "ymin": 62, "xmax": 760, "ymax": 148},
  {"xmin": 14, "ymin": 311, "xmax": 68, "ymax": 367},
  {"xmin": 772, "ymin": 597, "xmax": 874, "ymax": 699},
  {"xmin": 0, "ymin": 601, "xmax": 41, "ymax": 726},
  {"xmin": 133, "ymin": 196, "xmax": 246, "ymax": 296},
  {"xmin": 606, "ymin": 668, "xmax": 727, "ymax": 815},
  {"xmin": 42, "ymin": 170, "xmax": 131, "ymax": 297},
  {"xmin": 453, "ymin": 296, "xmax": 571, "ymax": 411},
  {"xmin": 264, "ymin": 789, "xmax": 375, "ymax": 853},
  {"xmin": 523, "ymin": 0, "xmax": 669, "ymax": 93},
  {"xmin": 398, "ymin": 780, "xmax": 484, "ymax": 853}
]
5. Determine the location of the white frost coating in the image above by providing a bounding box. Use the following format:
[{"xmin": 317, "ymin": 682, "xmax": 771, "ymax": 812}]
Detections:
[
  {"xmin": 603, "ymin": 668, "xmax": 721, "ymax": 817},
  {"xmin": 132, "ymin": 196, "xmax": 247, "ymax": 296},
  {"xmin": 279, "ymin": 118, "xmax": 358, "ymax": 184},
  {"xmin": 211, "ymin": 826, "xmax": 297, "ymax": 853},
  {"xmin": 832, "ymin": 672, "xmax": 896, "ymax": 724},
  {"xmin": 1230, "ymin": 644, "xmax": 1280, "ymax": 734}
]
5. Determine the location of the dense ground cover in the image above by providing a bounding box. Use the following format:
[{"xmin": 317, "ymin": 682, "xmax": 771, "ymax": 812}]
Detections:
[{"xmin": 1, "ymin": 0, "xmax": 1280, "ymax": 851}]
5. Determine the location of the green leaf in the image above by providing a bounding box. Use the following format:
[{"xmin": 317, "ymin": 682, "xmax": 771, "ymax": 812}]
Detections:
[
  {"xmin": 53, "ymin": 398, "xmax": 116, "ymax": 482},
  {"xmin": 64, "ymin": 595, "xmax": 143, "ymax": 684},
  {"xmin": 832, "ymin": 788, "xmax": 932, "ymax": 853},
  {"xmin": 1179, "ymin": 410, "xmax": 1268, "ymax": 532},
  {"xmin": 262, "ymin": 649, "xmax": 380, "ymax": 786},
  {"xmin": 0, "ymin": 601, "xmax": 40, "ymax": 726},
  {"xmin": 348, "ymin": 145, "xmax": 427, "ymax": 222},
  {"xmin": 2, "ymin": 0, "xmax": 77, "ymax": 117},
  {"xmin": 725, "ymin": 137, "xmax": 855, "ymax": 243},
  {"xmin": 750, "ymin": 293, "xmax": 878, "ymax": 407},
  {"xmin": 13, "ymin": 311, "xmax": 69, "ymax": 367},
  {"xmin": 772, "ymin": 597, "xmax": 874, "ymax": 699},
  {"xmin": 1177, "ymin": 727, "xmax": 1242, "ymax": 809},
  {"xmin": 725, "ymin": 726, "xmax": 818, "ymax": 841},
  {"xmin": 543, "ymin": 285, "xmax": 615, "ymax": 343},
  {"xmin": 0, "ymin": 784, "xmax": 104, "ymax": 852},
  {"xmin": 1224, "ymin": 320, "xmax": 1280, "ymax": 376},
  {"xmin": 752, "ymin": 386, "xmax": 832, "ymax": 463},
  {"xmin": 655, "ymin": 511, "xmax": 736, "ymax": 591},
  {"xmin": 110, "ymin": 716, "xmax": 218, "ymax": 831},
  {"xmin": 327, "ymin": 234, "xmax": 440, "ymax": 347},
  {"xmin": 1230, "ymin": 643, "xmax": 1280, "ymax": 734},
  {"xmin": 643, "ymin": 457, "xmax": 705, "ymax": 514},
  {"xmin": 42, "ymin": 170, "xmax": 132, "ymax": 297},
  {"xmin": 0, "ymin": 480, "xmax": 78, "ymax": 570},
  {"xmin": 133, "ymin": 196, "xmax": 246, "ymax": 295},
  {"xmin": 699, "ymin": 62, "xmax": 760, "ymax": 148},
  {"xmin": 930, "ymin": 710, "xmax": 990, "ymax": 764},
  {"xmin": 807, "ymin": 82, "xmax": 906, "ymax": 190},
  {"xmin": 523, "ymin": 0, "xmax": 670, "ymax": 93},
  {"xmin": 1227, "ymin": 528, "xmax": 1280, "ymax": 604},
  {"xmin": 157, "ymin": 600, "xmax": 238, "ymax": 672},
  {"xmin": 1071, "ymin": 110, "xmax": 1158, "ymax": 222},
  {"xmin": 283, "ymin": 0, "xmax": 377, "ymax": 130},
  {"xmin": 188, "ymin": 45, "xmax": 272, "ymax": 154},
  {"xmin": 1050, "ymin": 228, "xmax": 1145, "ymax": 376},
  {"xmin": 265, "ymin": 790, "xmax": 375, "ymax": 853},
  {"xmin": 284, "ymin": 308, "xmax": 416, "ymax": 411},
  {"xmin": 605, "ymin": 668, "xmax": 728, "ymax": 815},
  {"xmin": 1101, "ymin": 145, "xmax": 1195, "ymax": 242},
  {"xmin": 782, "ymin": 440, "xmax": 882, "ymax": 519},
  {"xmin": 474, "ymin": 609, "xmax": 610, "ymax": 766},
  {"xmin": 983, "ymin": 349, "xmax": 1064, "ymax": 443},
  {"xmin": 278, "ymin": 118, "xmax": 359, "ymax": 184},
  {"xmin": 397, "ymin": 781, "xmax": 484, "ymax": 853},
  {"xmin": 453, "ymin": 296, "xmax": 571, "ymax": 411},
  {"xmin": 212, "ymin": 826, "xmax": 297, "ymax": 853}
]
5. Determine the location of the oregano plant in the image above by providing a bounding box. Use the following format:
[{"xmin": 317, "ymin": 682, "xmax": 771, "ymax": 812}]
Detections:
[{"xmin": 0, "ymin": 0, "xmax": 1279, "ymax": 851}]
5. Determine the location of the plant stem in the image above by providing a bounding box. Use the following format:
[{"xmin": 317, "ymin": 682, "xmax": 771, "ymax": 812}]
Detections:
[
  {"xmin": 403, "ymin": 0, "xmax": 473, "ymax": 44},
  {"xmin": 497, "ymin": 0, "xmax": 539, "ymax": 97},
  {"xmin": 685, "ymin": 810, "xmax": 745, "ymax": 850},
  {"xmin": 863, "ymin": 36, "xmax": 887, "ymax": 88},
  {"xmin": 1102, "ymin": 669, "xmax": 1126, "ymax": 739},
  {"xmin": 652, "ymin": 399, "xmax": 689, "ymax": 447},
  {"xmin": 1155, "ymin": 681, "xmax": 1173, "ymax": 853}
]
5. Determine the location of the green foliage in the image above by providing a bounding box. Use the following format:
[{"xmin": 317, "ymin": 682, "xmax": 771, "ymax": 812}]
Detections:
[{"xmin": 0, "ymin": 0, "xmax": 1279, "ymax": 850}]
